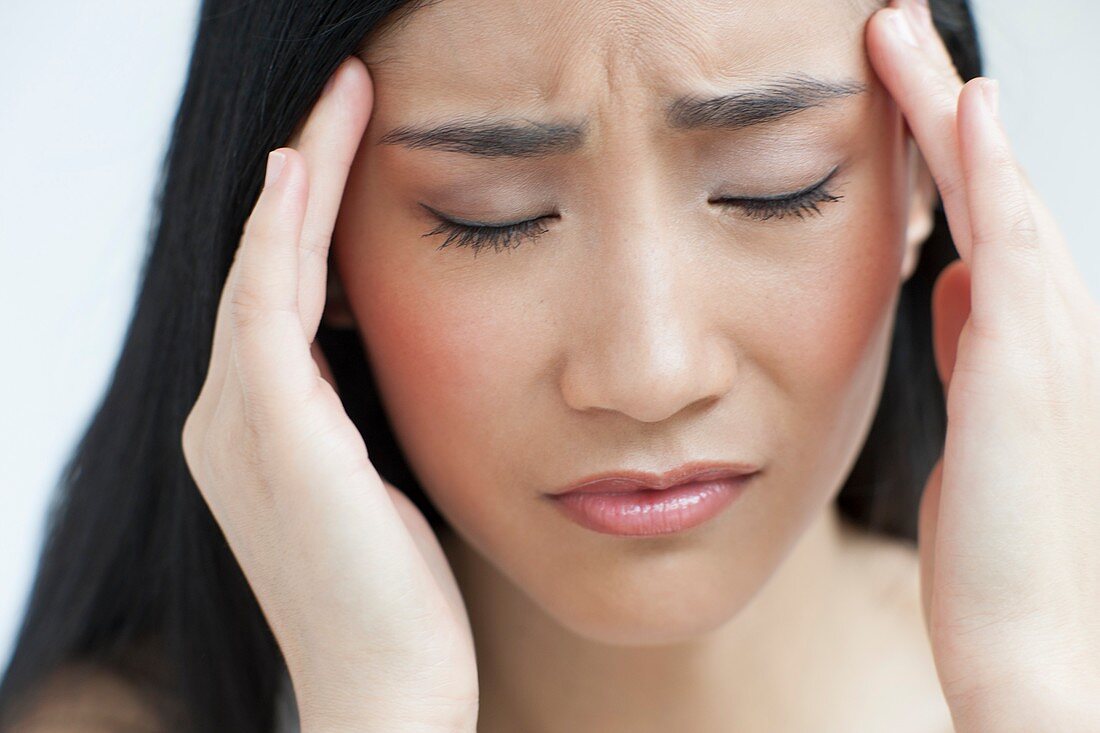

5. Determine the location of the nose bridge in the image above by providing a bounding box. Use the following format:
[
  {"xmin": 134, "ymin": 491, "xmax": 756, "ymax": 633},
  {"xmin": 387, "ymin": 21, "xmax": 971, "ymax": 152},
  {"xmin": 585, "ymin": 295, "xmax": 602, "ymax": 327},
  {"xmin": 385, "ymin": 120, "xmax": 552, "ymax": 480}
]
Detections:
[{"xmin": 559, "ymin": 179, "xmax": 737, "ymax": 424}]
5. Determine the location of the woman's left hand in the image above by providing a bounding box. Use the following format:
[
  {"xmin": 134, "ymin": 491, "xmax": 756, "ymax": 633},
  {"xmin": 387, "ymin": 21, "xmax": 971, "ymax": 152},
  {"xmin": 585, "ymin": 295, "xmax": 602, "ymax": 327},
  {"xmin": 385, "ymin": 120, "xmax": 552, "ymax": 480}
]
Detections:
[{"xmin": 867, "ymin": 1, "xmax": 1100, "ymax": 729}]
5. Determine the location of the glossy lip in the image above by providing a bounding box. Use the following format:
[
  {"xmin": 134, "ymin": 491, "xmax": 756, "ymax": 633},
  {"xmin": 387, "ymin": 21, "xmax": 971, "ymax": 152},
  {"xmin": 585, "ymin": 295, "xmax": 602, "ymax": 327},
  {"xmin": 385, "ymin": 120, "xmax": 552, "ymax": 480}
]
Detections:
[
  {"xmin": 547, "ymin": 460, "xmax": 762, "ymax": 496},
  {"xmin": 547, "ymin": 474, "xmax": 757, "ymax": 536}
]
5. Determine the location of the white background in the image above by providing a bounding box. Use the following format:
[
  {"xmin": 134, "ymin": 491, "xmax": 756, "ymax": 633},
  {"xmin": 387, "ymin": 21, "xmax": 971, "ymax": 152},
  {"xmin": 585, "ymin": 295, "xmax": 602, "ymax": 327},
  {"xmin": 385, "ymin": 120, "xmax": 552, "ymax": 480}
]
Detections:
[{"xmin": 2, "ymin": 1, "xmax": 1098, "ymax": 668}]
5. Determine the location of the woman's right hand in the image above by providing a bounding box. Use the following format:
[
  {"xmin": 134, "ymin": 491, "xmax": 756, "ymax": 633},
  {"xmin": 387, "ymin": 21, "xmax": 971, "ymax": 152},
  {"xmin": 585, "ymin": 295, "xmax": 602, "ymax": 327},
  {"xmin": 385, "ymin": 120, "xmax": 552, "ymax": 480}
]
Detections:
[{"xmin": 180, "ymin": 56, "xmax": 479, "ymax": 733}]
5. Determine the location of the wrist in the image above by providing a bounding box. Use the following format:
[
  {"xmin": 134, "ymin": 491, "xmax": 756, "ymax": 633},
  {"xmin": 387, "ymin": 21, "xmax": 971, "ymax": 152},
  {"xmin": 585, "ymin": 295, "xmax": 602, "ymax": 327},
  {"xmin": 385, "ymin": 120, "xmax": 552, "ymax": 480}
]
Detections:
[
  {"xmin": 290, "ymin": 671, "xmax": 479, "ymax": 733},
  {"xmin": 287, "ymin": 656, "xmax": 480, "ymax": 733},
  {"xmin": 300, "ymin": 702, "xmax": 479, "ymax": 733},
  {"xmin": 302, "ymin": 718, "xmax": 477, "ymax": 733},
  {"xmin": 949, "ymin": 669, "xmax": 1100, "ymax": 733}
]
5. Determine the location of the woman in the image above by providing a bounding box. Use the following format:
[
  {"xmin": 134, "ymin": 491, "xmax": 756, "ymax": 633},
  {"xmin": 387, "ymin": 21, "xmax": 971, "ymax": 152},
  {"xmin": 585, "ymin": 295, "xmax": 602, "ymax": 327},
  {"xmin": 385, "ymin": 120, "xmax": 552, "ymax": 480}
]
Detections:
[{"xmin": 3, "ymin": 0, "xmax": 1099, "ymax": 730}]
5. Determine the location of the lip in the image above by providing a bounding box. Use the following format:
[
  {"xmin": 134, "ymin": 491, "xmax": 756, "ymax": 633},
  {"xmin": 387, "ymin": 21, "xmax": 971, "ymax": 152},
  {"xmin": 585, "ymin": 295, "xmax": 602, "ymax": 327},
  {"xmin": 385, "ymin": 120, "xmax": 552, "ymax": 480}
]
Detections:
[
  {"xmin": 549, "ymin": 460, "xmax": 762, "ymax": 496},
  {"xmin": 544, "ymin": 461, "xmax": 761, "ymax": 537}
]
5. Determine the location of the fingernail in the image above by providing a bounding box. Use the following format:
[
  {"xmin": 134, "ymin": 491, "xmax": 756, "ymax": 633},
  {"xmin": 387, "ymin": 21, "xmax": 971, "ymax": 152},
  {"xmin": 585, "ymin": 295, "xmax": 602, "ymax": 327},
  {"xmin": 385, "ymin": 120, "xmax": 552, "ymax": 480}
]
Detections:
[
  {"xmin": 265, "ymin": 150, "xmax": 287, "ymax": 189},
  {"xmin": 980, "ymin": 78, "xmax": 1000, "ymax": 120},
  {"xmin": 888, "ymin": 8, "xmax": 920, "ymax": 48}
]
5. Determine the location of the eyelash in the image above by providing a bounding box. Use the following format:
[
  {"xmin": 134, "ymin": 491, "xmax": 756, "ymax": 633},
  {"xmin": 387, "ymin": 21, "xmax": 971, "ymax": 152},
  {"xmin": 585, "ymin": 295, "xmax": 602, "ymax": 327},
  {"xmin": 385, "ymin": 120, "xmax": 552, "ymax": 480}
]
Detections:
[
  {"xmin": 422, "ymin": 214, "xmax": 555, "ymax": 257},
  {"xmin": 422, "ymin": 165, "xmax": 844, "ymax": 255},
  {"xmin": 713, "ymin": 164, "xmax": 844, "ymax": 223}
]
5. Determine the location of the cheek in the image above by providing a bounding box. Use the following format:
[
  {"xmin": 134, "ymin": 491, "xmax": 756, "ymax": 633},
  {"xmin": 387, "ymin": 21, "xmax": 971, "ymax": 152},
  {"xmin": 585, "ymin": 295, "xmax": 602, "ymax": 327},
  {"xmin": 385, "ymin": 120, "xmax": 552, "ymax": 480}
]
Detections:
[
  {"xmin": 339, "ymin": 248, "xmax": 541, "ymax": 511},
  {"xmin": 779, "ymin": 214, "xmax": 904, "ymax": 398},
  {"xmin": 748, "ymin": 134, "xmax": 909, "ymax": 477},
  {"xmin": 332, "ymin": 151, "xmax": 566, "ymax": 539}
]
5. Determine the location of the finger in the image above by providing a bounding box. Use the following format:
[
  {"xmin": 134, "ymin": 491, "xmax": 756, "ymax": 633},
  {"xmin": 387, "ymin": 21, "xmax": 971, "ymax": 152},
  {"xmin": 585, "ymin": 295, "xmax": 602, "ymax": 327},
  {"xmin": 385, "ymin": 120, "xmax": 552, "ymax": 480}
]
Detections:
[
  {"xmin": 956, "ymin": 78, "xmax": 1049, "ymax": 340},
  {"xmin": 191, "ymin": 62, "xmax": 371, "ymax": 435},
  {"xmin": 189, "ymin": 241, "xmax": 246, "ymax": 430},
  {"xmin": 194, "ymin": 61, "xmax": 370, "ymax": 423},
  {"xmin": 229, "ymin": 148, "xmax": 319, "ymax": 411},
  {"xmin": 866, "ymin": 0, "xmax": 972, "ymax": 261},
  {"xmin": 285, "ymin": 56, "xmax": 374, "ymax": 341},
  {"xmin": 1009, "ymin": 126, "xmax": 1094, "ymax": 318},
  {"xmin": 918, "ymin": 456, "xmax": 943, "ymax": 638},
  {"xmin": 190, "ymin": 154, "xmax": 299, "ymax": 429}
]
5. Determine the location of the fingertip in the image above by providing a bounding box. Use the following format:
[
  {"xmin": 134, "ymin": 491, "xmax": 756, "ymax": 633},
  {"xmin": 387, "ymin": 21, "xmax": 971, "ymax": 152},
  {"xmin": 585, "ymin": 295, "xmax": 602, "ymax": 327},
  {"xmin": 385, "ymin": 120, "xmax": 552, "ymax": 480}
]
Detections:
[
  {"xmin": 326, "ymin": 55, "xmax": 374, "ymax": 118},
  {"xmin": 346, "ymin": 57, "xmax": 376, "ymax": 126},
  {"xmin": 271, "ymin": 146, "xmax": 310, "ymax": 205},
  {"xmin": 251, "ymin": 147, "xmax": 309, "ymax": 248},
  {"xmin": 864, "ymin": 8, "xmax": 917, "ymax": 95},
  {"xmin": 264, "ymin": 149, "xmax": 288, "ymax": 190},
  {"xmin": 864, "ymin": 6, "xmax": 897, "ymax": 54},
  {"xmin": 957, "ymin": 78, "xmax": 1008, "ymax": 164},
  {"xmin": 964, "ymin": 77, "xmax": 1001, "ymax": 130}
]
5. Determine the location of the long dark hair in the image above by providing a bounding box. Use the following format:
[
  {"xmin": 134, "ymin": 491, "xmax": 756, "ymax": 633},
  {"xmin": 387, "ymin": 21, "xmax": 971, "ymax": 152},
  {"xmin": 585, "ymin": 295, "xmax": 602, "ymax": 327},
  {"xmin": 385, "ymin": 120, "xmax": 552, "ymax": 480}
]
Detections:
[{"xmin": 0, "ymin": 1, "xmax": 983, "ymax": 730}]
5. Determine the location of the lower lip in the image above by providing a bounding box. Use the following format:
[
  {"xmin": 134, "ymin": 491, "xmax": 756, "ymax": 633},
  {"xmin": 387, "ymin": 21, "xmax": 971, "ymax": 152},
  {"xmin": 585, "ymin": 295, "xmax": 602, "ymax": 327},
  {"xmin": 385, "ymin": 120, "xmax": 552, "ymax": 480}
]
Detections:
[{"xmin": 548, "ymin": 475, "xmax": 756, "ymax": 537}]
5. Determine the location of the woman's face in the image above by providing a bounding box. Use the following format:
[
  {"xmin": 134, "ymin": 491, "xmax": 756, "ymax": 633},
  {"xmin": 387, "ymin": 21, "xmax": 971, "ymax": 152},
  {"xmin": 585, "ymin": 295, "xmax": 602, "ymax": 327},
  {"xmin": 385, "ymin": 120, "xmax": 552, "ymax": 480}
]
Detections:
[{"xmin": 331, "ymin": 0, "xmax": 932, "ymax": 643}]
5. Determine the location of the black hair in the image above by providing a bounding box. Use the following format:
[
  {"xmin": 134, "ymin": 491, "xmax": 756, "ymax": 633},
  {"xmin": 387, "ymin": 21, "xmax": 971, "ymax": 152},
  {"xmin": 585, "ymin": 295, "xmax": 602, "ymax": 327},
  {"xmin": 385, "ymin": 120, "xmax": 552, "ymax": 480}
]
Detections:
[{"xmin": 0, "ymin": 1, "xmax": 982, "ymax": 730}]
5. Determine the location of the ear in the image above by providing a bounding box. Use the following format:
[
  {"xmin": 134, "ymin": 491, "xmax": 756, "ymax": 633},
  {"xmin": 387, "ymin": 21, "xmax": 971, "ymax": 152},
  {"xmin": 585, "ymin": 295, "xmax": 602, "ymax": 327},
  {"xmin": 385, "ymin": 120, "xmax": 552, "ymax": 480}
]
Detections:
[
  {"xmin": 321, "ymin": 258, "xmax": 358, "ymax": 330},
  {"xmin": 901, "ymin": 135, "xmax": 938, "ymax": 284}
]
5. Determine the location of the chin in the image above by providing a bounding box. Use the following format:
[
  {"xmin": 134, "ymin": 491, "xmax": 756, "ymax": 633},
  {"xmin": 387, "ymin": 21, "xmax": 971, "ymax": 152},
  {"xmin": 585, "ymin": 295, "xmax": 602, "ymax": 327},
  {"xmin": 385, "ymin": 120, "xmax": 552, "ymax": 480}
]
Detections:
[{"xmin": 526, "ymin": 557, "xmax": 769, "ymax": 647}]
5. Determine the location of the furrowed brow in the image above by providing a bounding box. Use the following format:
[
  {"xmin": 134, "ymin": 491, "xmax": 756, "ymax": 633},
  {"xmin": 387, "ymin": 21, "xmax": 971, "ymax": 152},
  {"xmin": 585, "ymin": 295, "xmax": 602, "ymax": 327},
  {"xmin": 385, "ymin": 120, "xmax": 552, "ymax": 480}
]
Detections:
[
  {"xmin": 377, "ymin": 118, "xmax": 588, "ymax": 159},
  {"xmin": 665, "ymin": 74, "xmax": 868, "ymax": 131},
  {"xmin": 377, "ymin": 74, "xmax": 867, "ymax": 159}
]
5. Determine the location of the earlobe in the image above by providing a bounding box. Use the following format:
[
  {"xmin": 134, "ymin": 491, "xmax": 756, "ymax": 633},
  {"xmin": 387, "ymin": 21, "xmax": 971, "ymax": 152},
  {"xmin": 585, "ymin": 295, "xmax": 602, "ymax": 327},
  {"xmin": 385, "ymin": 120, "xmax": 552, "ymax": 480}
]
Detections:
[{"xmin": 901, "ymin": 139, "xmax": 938, "ymax": 283}]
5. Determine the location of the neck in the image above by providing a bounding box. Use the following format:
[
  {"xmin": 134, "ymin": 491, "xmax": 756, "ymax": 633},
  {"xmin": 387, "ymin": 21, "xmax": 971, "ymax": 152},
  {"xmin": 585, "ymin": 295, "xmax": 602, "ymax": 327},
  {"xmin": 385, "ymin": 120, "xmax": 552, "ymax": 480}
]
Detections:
[{"xmin": 441, "ymin": 501, "xmax": 861, "ymax": 732}]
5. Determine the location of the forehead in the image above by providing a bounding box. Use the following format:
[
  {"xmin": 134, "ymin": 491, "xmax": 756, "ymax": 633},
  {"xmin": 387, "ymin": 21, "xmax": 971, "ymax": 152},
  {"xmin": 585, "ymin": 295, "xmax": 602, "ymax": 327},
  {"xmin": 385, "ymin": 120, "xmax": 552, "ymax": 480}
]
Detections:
[{"xmin": 361, "ymin": 0, "xmax": 885, "ymax": 110}]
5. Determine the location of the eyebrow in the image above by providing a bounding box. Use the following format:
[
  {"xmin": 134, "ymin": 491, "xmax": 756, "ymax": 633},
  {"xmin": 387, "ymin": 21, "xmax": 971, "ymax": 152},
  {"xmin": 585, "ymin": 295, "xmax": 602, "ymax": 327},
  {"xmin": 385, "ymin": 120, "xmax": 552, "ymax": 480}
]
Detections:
[{"xmin": 377, "ymin": 73, "xmax": 868, "ymax": 159}]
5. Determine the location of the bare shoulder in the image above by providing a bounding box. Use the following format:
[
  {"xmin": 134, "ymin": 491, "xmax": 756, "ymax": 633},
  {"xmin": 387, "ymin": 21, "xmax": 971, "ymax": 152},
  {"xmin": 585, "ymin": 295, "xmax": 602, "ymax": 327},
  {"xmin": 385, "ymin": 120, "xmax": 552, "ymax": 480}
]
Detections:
[{"xmin": 4, "ymin": 661, "xmax": 166, "ymax": 733}]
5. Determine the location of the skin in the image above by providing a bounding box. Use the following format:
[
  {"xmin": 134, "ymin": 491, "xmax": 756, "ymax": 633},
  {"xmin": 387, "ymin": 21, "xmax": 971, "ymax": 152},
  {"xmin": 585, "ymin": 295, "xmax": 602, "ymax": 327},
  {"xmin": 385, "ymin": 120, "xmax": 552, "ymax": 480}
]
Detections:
[
  {"xmin": 173, "ymin": 0, "xmax": 1100, "ymax": 731},
  {"xmin": 328, "ymin": 0, "xmax": 943, "ymax": 729}
]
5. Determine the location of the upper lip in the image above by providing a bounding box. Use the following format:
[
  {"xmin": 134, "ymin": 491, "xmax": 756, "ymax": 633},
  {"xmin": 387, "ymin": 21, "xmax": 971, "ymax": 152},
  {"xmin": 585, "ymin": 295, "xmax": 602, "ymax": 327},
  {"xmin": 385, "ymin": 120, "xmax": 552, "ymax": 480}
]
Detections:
[{"xmin": 550, "ymin": 460, "xmax": 761, "ymax": 496}]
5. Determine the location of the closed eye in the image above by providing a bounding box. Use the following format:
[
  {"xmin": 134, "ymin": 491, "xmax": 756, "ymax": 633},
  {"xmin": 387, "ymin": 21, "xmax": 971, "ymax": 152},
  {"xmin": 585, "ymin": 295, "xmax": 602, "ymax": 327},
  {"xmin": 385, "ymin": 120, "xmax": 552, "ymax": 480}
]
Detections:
[
  {"xmin": 419, "ymin": 205, "xmax": 557, "ymax": 257},
  {"xmin": 421, "ymin": 163, "xmax": 845, "ymax": 255},
  {"xmin": 711, "ymin": 164, "xmax": 844, "ymax": 222}
]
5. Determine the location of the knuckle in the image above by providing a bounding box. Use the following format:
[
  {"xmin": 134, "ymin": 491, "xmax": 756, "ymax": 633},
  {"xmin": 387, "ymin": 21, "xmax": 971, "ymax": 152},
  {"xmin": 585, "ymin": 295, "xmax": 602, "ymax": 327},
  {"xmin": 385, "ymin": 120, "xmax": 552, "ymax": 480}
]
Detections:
[
  {"xmin": 934, "ymin": 81, "xmax": 961, "ymax": 116},
  {"xmin": 970, "ymin": 200, "xmax": 1041, "ymax": 260},
  {"xmin": 298, "ymin": 235, "xmax": 331, "ymax": 262},
  {"xmin": 933, "ymin": 171, "xmax": 966, "ymax": 204},
  {"xmin": 1005, "ymin": 205, "xmax": 1042, "ymax": 253},
  {"xmin": 229, "ymin": 289, "xmax": 272, "ymax": 338}
]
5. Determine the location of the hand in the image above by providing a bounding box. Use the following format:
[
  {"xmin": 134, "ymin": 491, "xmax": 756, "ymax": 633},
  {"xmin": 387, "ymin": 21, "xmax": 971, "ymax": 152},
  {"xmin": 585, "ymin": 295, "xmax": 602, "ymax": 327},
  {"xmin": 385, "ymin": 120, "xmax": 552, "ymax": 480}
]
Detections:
[
  {"xmin": 867, "ymin": 1, "xmax": 1100, "ymax": 730},
  {"xmin": 180, "ymin": 56, "xmax": 478, "ymax": 732}
]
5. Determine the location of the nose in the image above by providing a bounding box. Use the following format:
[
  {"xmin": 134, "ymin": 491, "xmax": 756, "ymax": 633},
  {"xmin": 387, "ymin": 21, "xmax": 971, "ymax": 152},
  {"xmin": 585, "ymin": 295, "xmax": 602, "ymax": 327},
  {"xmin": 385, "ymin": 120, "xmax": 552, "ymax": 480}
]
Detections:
[{"xmin": 558, "ymin": 207, "xmax": 739, "ymax": 424}]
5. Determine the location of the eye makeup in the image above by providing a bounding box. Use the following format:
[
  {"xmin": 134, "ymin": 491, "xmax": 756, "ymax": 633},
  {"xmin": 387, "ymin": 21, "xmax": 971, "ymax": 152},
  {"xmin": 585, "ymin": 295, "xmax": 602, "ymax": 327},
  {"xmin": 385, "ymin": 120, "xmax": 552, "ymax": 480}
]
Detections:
[
  {"xmin": 419, "ymin": 163, "xmax": 846, "ymax": 256},
  {"xmin": 419, "ymin": 206, "xmax": 557, "ymax": 256},
  {"xmin": 711, "ymin": 163, "xmax": 843, "ymax": 222}
]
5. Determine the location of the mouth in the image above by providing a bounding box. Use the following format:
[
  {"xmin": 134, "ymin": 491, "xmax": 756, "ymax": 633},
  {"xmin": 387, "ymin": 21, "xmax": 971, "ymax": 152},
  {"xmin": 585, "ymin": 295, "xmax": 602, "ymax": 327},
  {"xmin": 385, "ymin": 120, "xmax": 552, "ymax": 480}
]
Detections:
[
  {"xmin": 549, "ymin": 460, "xmax": 762, "ymax": 496},
  {"xmin": 545, "ymin": 461, "xmax": 761, "ymax": 537}
]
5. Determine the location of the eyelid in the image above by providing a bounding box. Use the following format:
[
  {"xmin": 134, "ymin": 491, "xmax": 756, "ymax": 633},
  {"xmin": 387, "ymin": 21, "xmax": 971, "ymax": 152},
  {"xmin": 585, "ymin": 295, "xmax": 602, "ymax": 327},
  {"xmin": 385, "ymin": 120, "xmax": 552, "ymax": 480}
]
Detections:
[
  {"xmin": 421, "ymin": 161, "xmax": 847, "ymax": 253},
  {"xmin": 420, "ymin": 164, "xmax": 843, "ymax": 226},
  {"xmin": 715, "ymin": 164, "xmax": 842, "ymax": 202},
  {"xmin": 418, "ymin": 202, "xmax": 551, "ymax": 230}
]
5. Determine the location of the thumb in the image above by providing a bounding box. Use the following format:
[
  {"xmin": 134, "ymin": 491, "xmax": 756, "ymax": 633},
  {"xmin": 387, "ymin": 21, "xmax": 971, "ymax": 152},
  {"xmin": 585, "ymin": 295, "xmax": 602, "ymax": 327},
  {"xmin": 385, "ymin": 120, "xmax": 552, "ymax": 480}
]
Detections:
[
  {"xmin": 918, "ymin": 456, "xmax": 943, "ymax": 637},
  {"xmin": 920, "ymin": 259, "xmax": 971, "ymax": 635}
]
